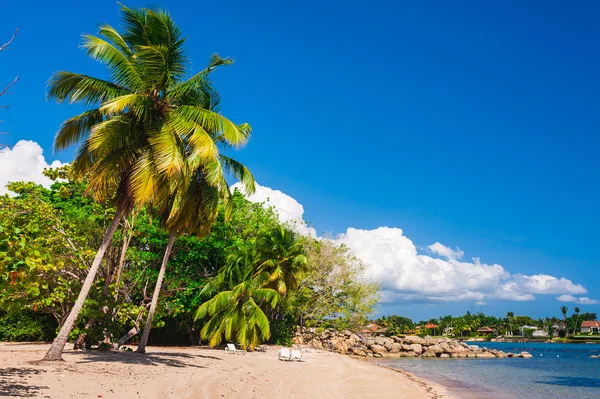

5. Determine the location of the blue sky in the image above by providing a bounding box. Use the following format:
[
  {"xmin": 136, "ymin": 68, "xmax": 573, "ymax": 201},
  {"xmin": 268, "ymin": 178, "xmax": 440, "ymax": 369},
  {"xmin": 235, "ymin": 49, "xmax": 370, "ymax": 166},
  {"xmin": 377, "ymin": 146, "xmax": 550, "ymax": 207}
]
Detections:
[{"xmin": 2, "ymin": 1, "xmax": 599, "ymax": 321}]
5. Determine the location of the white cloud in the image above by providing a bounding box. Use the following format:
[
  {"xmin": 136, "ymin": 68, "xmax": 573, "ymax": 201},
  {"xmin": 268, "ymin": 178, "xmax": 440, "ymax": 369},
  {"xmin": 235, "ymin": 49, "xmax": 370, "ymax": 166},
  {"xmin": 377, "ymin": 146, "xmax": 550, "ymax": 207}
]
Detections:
[
  {"xmin": 577, "ymin": 297, "xmax": 600, "ymax": 305},
  {"xmin": 232, "ymin": 182, "xmax": 591, "ymax": 305},
  {"xmin": 557, "ymin": 294, "xmax": 577, "ymax": 303},
  {"xmin": 428, "ymin": 242, "xmax": 464, "ymax": 259},
  {"xmin": 0, "ymin": 140, "xmax": 63, "ymax": 195},
  {"xmin": 556, "ymin": 294, "xmax": 599, "ymax": 305},
  {"xmin": 232, "ymin": 182, "xmax": 317, "ymax": 238}
]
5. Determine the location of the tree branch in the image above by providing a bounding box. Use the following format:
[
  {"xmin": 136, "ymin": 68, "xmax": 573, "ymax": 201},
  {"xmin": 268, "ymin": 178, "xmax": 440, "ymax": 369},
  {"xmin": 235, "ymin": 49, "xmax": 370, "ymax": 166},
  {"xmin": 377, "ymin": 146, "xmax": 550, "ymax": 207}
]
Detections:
[{"xmin": 0, "ymin": 28, "xmax": 18, "ymax": 52}]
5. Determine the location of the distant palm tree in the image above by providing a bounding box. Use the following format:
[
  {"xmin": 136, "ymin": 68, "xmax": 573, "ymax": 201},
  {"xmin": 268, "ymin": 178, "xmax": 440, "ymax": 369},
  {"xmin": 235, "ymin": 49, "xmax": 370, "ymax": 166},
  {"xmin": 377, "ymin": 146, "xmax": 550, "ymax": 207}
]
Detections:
[
  {"xmin": 43, "ymin": 5, "xmax": 250, "ymax": 361},
  {"xmin": 506, "ymin": 311, "xmax": 514, "ymax": 336},
  {"xmin": 560, "ymin": 306, "xmax": 569, "ymax": 336},
  {"xmin": 573, "ymin": 307, "xmax": 581, "ymax": 336}
]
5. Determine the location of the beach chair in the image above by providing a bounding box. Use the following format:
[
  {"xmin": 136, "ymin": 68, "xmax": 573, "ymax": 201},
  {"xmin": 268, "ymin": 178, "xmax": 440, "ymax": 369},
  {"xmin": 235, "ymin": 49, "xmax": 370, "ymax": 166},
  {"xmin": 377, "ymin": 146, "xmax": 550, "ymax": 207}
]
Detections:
[
  {"xmin": 291, "ymin": 349, "xmax": 306, "ymax": 362},
  {"xmin": 278, "ymin": 347, "xmax": 292, "ymax": 361},
  {"xmin": 225, "ymin": 343, "xmax": 246, "ymax": 355}
]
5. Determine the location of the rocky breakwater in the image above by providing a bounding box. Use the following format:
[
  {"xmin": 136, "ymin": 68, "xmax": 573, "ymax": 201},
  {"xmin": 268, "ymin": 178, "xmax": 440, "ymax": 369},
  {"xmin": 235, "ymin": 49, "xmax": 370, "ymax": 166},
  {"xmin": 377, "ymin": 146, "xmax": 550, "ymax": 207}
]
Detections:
[
  {"xmin": 352, "ymin": 336, "xmax": 533, "ymax": 359},
  {"xmin": 292, "ymin": 328, "xmax": 533, "ymax": 360}
]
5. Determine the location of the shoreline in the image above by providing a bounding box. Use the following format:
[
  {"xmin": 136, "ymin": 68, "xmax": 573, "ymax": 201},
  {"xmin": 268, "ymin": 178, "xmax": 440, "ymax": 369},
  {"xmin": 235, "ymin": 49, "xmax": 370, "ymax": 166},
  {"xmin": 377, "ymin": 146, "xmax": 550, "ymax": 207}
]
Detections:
[{"xmin": 0, "ymin": 342, "xmax": 455, "ymax": 398}]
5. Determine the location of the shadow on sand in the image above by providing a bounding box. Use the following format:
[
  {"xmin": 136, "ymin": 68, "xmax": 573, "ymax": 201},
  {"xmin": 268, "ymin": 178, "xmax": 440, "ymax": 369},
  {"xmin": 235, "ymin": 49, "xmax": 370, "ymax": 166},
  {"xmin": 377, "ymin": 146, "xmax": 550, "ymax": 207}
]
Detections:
[
  {"xmin": 0, "ymin": 367, "xmax": 49, "ymax": 398},
  {"xmin": 64, "ymin": 349, "xmax": 223, "ymax": 368}
]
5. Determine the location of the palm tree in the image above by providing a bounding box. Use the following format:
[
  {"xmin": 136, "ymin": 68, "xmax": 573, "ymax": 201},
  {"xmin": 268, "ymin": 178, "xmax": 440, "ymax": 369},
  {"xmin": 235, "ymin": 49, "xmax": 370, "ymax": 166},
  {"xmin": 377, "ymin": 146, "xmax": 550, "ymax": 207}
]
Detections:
[
  {"xmin": 136, "ymin": 157, "xmax": 255, "ymax": 354},
  {"xmin": 560, "ymin": 305, "xmax": 569, "ymax": 336},
  {"xmin": 506, "ymin": 311, "xmax": 514, "ymax": 336},
  {"xmin": 196, "ymin": 249, "xmax": 281, "ymax": 349},
  {"xmin": 256, "ymin": 226, "xmax": 308, "ymax": 297},
  {"xmin": 43, "ymin": 5, "xmax": 249, "ymax": 361},
  {"xmin": 573, "ymin": 307, "xmax": 581, "ymax": 336}
]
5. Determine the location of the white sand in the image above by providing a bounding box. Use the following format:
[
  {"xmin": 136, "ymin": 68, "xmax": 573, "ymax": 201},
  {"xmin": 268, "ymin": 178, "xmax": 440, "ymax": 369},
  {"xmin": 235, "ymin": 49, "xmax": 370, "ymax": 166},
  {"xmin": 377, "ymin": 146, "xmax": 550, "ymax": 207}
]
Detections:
[{"xmin": 0, "ymin": 342, "xmax": 454, "ymax": 398}]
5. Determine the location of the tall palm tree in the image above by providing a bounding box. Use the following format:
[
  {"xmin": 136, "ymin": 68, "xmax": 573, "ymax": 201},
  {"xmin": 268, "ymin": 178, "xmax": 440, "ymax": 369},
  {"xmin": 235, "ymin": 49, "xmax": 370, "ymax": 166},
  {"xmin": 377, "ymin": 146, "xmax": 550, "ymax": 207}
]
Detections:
[
  {"xmin": 573, "ymin": 307, "xmax": 581, "ymax": 336},
  {"xmin": 136, "ymin": 158, "xmax": 255, "ymax": 354},
  {"xmin": 196, "ymin": 248, "xmax": 280, "ymax": 349},
  {"xmin": 43, "ymin": 5, "xmax": 249, "ymax": 361}
]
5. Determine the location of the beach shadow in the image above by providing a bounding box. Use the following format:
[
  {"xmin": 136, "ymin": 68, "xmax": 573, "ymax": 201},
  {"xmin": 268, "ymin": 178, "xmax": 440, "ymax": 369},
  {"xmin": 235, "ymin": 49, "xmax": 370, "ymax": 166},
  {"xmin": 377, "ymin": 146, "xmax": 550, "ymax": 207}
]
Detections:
[
  {"xmin": 0, "ymin": 367, "xmax": 48, "ymax": 397},
  {"xmin": 536, "ymin": 376, "xmax": 600, "ymax": 388},
  {"xmin": 65, "ymin": 350, "xmax": 221, "ymax": 368}
]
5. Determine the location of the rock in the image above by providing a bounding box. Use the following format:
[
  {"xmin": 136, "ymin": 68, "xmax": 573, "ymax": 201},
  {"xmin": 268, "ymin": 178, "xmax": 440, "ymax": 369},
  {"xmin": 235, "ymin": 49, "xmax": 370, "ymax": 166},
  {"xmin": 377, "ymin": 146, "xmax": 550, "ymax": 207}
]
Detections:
[
  {"xmin": 366, "ymin": 338, "xmax": 375, "ymax": 346},
  {"xmin": 383, "ymin": 338, "xmax": 394, "ymax": 351},
  {"xmin": 440, "ymin": 353, "xmax": 450, "ymax": 358},
  {"xmin": 350, "ymin": 348, "xmax": 367, "ymax": 357},
  {"xmin": 308, "ymin": 338, "xmax": 323, "ymax": 349},
  {"xmin": 409, "ymin": 343, "xmax": 423, "ymax": 355},
  {"xmin": 332, "ymin": 338, "xmax": 349, "ymax": 354},
  {"xmin": 476, "ymin": 353, "xmax": 496, "ymax": 359},
  {"xmin": 403, "ymin": 336, "xmax": 426, "ymax": 345},
  {"xmin": 506, "ymin": 352, "xmax": 515, "ymax": 358},
  {"xmin": 519, "ymin": 352, "xmax": 533, "ymax": 358},
  {"xmin": 451, "ymin": 352, "xmax": 468, "ymax": 358},
  {"xmin": 421, "ymin": 350, "xmax": 437, "ymax": 358},
  {"xmin": 429, "ymin": 344, "xmax": 444, "ymax": 354},
  {"xmin": 366, "ymin": 352, "xmax": 374, "ymax": 357},
  {"xmin": 373, "ymin": 353, "xmax": 383, "ymax": 358},
  {"xmin": 468, "ymin": 345, "xmax": 480, "ymax": 351},
  {"xmin": 374, "ymin": 336, "xmax": 386, "ymax": 346},
  {"xmin": 292, "ymin": 336, "xmax": 304, "ymax": 345},
  {"xmin": 590, "ymin": 355, "xmax": 598, "ymax": 359},
  {"xmin": 370, "ymin": 344, "xmax": 388, "ymax": 355},
  {"xmin": 401, "ymin": 351, "xmax": 418, "ymax": 357},
  {"xmin": 389, "ymin": 343, "xmax": 402, "ymax": 354}
]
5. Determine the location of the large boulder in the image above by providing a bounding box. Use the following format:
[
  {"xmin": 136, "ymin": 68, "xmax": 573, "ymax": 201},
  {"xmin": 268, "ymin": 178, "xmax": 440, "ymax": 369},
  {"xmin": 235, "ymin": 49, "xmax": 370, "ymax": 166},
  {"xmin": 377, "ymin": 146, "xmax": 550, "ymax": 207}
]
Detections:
[
  {"xmin": 350, "ymin": 347, "xmax": 367, "ymax": 357},
  {"xmin": 332, "ymin": 337, "xmax": 349, "ymax": 354},
  {"xmin": 292, "ymin": 336, "xmax": 305, "ymax": 345},
  {"xmin": 370, "ymin": 344, "xmax": 388, "ymax": 355},
  {"xmin": 374, "ymin": 336, "xmax": 387, "ymax": 346},
  {"xmin": 409, "ymin": 343, "xmax": 423, "ymax": 355},
  {"xmin": 451, "ymin": 352, "xmax": 468, "ymax": 358},
  {"xmin": 403, "ymin": 336, "xmax": 426, "ymax": 345},
  {"xmin": 421, "ymin": 350, "xmax": 437, "ymax": 358},
  {"xmin": 383, "ymin": 338, "xmax": 395, "ymax": 351},
  {"xmin": 429, "ymin": 344, "xmax": 444, "ymax": 354},
  {"xmin": 389, "ymin": 343, "xmax": 402, "ymax": 354},
  {"xmin": 476, "ymin": 353, "xmax": 496, "ymax": 359},
  {"xmin": 440, "ymin": 353, "xmax": 450, "ymax": 358},
  {"xmin": 519, "ymin": 352, "xmax": 533, "ymax": 358}
]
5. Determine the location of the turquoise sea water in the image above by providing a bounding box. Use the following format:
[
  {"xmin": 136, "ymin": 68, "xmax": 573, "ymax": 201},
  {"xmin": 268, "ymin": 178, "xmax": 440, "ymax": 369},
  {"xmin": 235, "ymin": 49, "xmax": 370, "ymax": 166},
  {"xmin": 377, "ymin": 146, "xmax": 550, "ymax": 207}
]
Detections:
[{"xmin": 381, "ymin": 342, "xmax": 600, "ymax": 399}]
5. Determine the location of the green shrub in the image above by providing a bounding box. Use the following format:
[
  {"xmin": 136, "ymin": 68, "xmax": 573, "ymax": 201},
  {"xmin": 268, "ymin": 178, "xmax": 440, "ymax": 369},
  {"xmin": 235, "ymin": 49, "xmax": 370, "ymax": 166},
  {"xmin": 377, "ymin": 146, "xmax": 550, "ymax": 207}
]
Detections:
[
  {"xmin": 0, "ymin": 310, "xmax": 57, "ymax": 341},
  {"xmin": 270, "ymin": 318, "xmax": 294, "ymax": 346}
]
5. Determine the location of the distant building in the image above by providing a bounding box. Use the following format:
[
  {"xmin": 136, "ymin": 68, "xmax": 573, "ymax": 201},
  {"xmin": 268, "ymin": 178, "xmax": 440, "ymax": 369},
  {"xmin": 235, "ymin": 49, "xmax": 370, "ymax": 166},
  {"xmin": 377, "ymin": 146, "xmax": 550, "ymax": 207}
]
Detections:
[
  {"xmin": 519, "ymin": 325, "xmax": 540, "ymax": 336},
  {"xmin": 361, "ymin": 323, "xmax": 387, "ymax": 335},
  {"xmin": 476, "ymin": 326, "xmax": 498, "ymax": 335},
  {"xmin": 532, "ymin": 330, "xmax": 548, "ymax": 337},
  {"xmin": 580, "ymin": 321, "xmax": 600, "ymax": 334}
]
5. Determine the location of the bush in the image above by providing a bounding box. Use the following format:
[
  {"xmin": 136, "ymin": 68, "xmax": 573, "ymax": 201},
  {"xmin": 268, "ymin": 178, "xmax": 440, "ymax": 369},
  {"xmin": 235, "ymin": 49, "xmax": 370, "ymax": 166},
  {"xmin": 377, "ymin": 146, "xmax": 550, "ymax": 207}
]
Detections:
[
  {"xmin": 270, "ymin": 318, "xmax": 294, "ymax": 346},
  {"xmin": 0, "ymin": 310, "xmax": 57, "ymax": 341}
]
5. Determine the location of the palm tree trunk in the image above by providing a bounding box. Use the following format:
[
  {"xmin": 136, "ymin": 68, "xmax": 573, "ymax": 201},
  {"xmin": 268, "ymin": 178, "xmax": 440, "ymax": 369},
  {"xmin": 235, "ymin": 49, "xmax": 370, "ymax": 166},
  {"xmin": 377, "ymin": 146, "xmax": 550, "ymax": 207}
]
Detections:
[
  {"xmin": 43, "ymin": 206, "xmax": 126, "ymax": 361},
  {"xmin": 136, "ymin": 232, "xmax": 177, "ymax": 354}
]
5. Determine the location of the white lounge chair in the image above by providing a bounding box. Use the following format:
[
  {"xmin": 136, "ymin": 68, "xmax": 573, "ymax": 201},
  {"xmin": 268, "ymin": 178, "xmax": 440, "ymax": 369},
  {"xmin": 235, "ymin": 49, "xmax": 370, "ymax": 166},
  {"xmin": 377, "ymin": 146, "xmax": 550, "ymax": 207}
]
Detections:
[
  {"xmin": 291, "ymin": 349, "xmax": 306, "ymax": 362},
  {"xmin": 225, "ymin": 343, "xmax": 246, "ymax": 355},
  {"xmin": 278, "ymin": 347, "xmax": 292, "ymax": 361}
]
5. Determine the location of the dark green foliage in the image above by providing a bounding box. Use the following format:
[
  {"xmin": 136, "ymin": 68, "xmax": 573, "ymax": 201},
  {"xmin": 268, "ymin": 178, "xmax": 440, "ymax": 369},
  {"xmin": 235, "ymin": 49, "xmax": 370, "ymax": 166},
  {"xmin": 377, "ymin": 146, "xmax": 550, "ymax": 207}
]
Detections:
[
  {"xmin": 270, "ymin": 317, "xmax": 294, "ymax": 347},
  {"xmin": 0, "ymin": 311, "xmax": 57, "ymax": 341}
]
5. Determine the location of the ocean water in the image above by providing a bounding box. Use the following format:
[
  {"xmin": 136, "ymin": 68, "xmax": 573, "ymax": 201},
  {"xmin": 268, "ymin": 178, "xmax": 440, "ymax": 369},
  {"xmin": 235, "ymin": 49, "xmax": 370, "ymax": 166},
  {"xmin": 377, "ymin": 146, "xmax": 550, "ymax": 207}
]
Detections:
[{"xmin": 380, "ymin": 342, "xmax": 600, "ymax": 399}]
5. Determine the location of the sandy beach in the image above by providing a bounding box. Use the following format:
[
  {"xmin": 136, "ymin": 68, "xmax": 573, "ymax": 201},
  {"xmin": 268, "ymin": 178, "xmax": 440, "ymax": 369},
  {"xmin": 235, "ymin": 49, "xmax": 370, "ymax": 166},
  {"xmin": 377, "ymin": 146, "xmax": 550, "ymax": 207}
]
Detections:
[{"xmin": 0, "ymin": 342, "xmax": 453, "ymax": 399}]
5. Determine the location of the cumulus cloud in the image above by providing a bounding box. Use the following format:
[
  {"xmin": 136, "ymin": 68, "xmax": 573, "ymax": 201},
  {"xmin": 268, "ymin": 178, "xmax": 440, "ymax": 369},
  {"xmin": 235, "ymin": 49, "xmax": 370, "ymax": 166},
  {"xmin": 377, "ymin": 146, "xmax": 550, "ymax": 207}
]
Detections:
[
  {"xmin": 337, "ymin": 226, "xmax": 588, "ymax": 303},
  {"xmin": 231, "ymin": 182, "xmax": 590, "ymax": 305},
  {"xmin": 0, "ymin": 140, "xmax": 63, "ymax": 195},
  {"xmin": 232, "ymin": 182, "xmax": 317, "ymax": 238},
  {"xmin": 556, "ymin": 294, "xmax": 599, "ymax": 305},
  {"xmin": 428, "ymin": 242, "xmax": 464, "ymax": 259}
]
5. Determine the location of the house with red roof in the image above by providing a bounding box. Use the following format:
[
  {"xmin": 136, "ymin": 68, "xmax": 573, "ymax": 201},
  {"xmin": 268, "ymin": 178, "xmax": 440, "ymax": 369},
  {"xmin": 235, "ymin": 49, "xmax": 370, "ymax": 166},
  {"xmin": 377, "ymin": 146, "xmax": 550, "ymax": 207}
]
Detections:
[{"xmin": 580, "ymin": 321, "xmax": 600, "ymax": 334}]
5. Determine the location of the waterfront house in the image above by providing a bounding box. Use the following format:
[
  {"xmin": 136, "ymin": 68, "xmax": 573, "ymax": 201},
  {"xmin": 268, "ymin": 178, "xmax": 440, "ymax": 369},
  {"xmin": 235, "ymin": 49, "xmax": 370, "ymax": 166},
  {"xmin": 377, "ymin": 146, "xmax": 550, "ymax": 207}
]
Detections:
[
  {"xmin": 425, "ymin": 323, "xmax": 438, "ymax": 335},
  {"xmin": 580, "ymin": 321, "xmax": 600, "ymax": 334},
  {"xmin": 519, "ymin": 325, "xmax": 540, "ymax": 336},
  {"xmin": 476, "ymin": 326, "xmax": 498, "ymax": 335}
]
